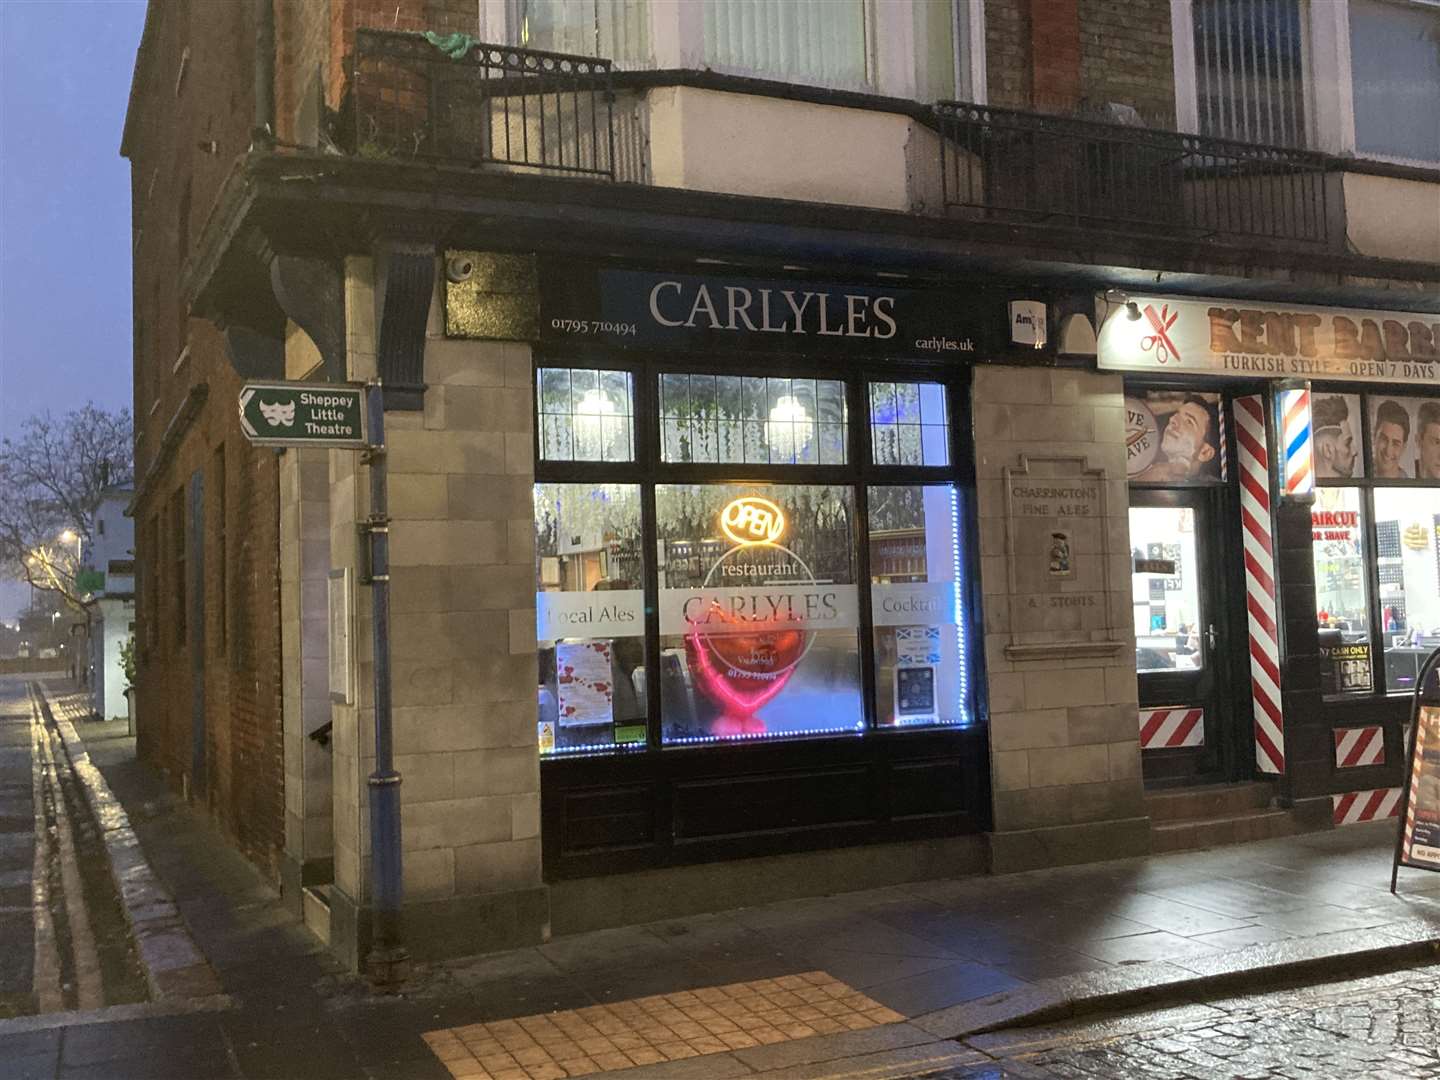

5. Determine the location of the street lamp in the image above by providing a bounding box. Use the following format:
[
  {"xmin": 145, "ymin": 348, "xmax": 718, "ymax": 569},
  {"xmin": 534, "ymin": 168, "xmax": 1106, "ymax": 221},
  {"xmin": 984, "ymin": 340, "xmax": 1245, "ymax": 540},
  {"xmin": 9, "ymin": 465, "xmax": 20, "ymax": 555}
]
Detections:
[{"xmin": 59, "ymin": 529, "xmax": 83, "ymax": 564}]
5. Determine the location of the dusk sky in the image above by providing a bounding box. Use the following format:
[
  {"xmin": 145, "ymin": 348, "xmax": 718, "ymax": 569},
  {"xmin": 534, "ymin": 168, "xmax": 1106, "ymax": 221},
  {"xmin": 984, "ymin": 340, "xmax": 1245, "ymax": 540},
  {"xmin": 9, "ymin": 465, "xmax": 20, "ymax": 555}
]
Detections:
[{"xmin": 0, "ymin": 0, "xmax": 146, "ymax": 621}]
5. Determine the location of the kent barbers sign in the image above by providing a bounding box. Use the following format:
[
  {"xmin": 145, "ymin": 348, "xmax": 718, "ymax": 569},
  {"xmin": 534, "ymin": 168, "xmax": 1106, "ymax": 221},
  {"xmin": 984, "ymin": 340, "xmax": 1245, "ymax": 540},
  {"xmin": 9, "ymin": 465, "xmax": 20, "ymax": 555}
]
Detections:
[
  {"xmin": 1099, "ymin": 296, "xmax": 1440, "ymax": 386},
  {"xmin": 539, "ymin": 264, "xmax": 1000, "ymax": 360}
]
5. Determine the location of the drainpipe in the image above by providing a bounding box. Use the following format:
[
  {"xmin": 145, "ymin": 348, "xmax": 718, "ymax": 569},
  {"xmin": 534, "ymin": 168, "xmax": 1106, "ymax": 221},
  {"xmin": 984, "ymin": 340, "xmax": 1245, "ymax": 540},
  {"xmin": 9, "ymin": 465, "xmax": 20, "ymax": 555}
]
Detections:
[
  {"xmin": 253, "ymin": 0, "xmax": 275, "ymax": 147},
  {"xmin": 363, "ymin": 383, "xmax": 407, "ymax": 985}
]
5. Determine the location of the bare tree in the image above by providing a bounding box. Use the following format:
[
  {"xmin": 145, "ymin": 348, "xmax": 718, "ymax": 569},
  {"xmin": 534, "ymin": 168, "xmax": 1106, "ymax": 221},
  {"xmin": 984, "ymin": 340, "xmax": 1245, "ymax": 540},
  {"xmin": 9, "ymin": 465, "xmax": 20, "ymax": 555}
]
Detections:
[{"xmin": 0, "ymin": 405, "xmax": 134, "ymax": 612}]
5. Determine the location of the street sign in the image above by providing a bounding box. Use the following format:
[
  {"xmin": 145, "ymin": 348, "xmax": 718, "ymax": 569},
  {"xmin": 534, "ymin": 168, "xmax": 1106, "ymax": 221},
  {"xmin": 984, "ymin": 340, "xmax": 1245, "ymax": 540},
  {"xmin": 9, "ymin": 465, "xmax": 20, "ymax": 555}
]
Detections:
[{"xmin": 238, "ymin": 382, "xmax": 368, "ymax": 448}]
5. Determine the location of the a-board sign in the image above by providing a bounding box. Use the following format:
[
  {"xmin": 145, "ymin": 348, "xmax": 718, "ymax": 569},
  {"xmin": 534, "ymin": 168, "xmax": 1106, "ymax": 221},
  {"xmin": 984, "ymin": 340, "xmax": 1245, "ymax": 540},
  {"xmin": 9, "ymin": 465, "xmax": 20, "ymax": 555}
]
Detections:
[
  {"xmin": 239, "ymin": 383, "xmax": 368, "ymax": 448},
  {"xmin": 1399, "ymin": 703, "xmax": 1440, "ymax": 871}
]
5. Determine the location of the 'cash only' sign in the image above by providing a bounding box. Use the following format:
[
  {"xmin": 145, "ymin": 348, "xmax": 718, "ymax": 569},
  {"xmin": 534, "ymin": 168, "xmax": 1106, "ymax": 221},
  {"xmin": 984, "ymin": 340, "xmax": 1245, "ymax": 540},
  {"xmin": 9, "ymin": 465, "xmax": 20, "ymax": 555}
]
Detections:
[{"xmin": 239, "ymin": 382, "xmax": 369, "ymax": 448}]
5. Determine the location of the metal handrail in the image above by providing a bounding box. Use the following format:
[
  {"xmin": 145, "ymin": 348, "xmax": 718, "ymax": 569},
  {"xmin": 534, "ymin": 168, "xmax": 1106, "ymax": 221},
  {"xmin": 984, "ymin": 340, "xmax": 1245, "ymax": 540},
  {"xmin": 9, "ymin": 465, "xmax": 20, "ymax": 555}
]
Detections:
[
  {"xmin": 349, "ymin": 29, "xmax": 618, "ymax": 180},
  {"xmin": 934, "ymin": 99, "xmax": 1332, "ymax": 245}
]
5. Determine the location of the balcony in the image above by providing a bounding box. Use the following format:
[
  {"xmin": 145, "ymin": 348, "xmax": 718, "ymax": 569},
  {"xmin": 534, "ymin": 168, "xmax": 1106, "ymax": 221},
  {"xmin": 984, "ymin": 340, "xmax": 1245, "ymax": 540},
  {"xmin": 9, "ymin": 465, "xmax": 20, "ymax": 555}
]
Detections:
[
  {"xmin": 933, "ymin": 102, "xmax": 1333, "ymax": 248},
  {"xmin": 335, "ymin": 30, "xmax": 1434, "ymax": 266}
]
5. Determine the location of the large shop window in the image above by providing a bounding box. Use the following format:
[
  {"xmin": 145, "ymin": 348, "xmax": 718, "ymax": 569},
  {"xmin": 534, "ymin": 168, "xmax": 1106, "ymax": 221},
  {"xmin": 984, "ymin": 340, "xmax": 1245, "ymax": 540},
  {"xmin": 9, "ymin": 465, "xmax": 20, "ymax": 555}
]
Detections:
[
  {"xmin": 533, "ymin": 365, "xmax": 977, "ymax": 758},
  {"xmin": 869, "ymin": 485, "xmax": 969, "ymax": 727},
  {"xmin": 1313, "ymin": 487, "xmax": 1372, "ymax": 697},
  {"xmin": 657, "ymin": 483, "xmax": 863, "ymax": 744},
  {"xmin": 1374, "ymin": 489, "xmax": 1440, "ymax": 693},
  {"xmin": 535, "ymin": 483, "xmax": 647, "ymax": 755},
  {"xmin": 1312, "ymin": 390, "xmax": 1440, "ymax": 700}
]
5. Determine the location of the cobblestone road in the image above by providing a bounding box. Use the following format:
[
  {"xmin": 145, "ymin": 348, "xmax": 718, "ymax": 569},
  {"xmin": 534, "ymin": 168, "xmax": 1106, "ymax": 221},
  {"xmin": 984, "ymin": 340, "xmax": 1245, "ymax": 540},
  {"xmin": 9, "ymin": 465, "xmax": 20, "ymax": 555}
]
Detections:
[{"xmin": 923, "ymin": 963, "xmax": 1440, "ymax": 1079}]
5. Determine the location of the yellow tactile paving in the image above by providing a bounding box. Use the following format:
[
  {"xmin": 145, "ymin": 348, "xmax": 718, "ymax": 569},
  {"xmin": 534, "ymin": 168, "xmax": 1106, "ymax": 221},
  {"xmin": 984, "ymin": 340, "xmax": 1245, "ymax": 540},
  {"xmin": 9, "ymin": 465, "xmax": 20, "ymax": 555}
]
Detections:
[{"xmin": 423, "ymin": 970, "xmax": 906, "ymax": 1079}]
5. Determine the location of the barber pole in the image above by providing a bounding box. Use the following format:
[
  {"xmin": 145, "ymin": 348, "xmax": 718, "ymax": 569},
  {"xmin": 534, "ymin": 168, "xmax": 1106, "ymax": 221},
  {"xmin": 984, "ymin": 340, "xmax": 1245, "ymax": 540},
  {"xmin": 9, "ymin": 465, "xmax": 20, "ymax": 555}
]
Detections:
[
  {"xmin": 1139, "ymin": 707, "xmax": 1205, "ymax": 749},
  {"xmin": 1334, "ymin": 725, "xmax": 1385, "ymax": 769},
  {"xmin": 1235, "ymin": 396, "xmax": 1285, "ymax": 774},
  {"xmin": 1333, "ymin": 787, "xmax": 1402, "ymax": 826},
  {"xmin": 1278, "ymin": 386, "xmax": 1314, "ymax": 498}
]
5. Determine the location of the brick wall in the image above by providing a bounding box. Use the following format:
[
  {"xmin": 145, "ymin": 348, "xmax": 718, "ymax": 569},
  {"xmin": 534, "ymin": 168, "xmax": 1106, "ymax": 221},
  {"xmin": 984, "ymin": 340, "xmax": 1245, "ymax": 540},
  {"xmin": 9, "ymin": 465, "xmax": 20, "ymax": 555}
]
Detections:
[
  {"xmin": 985, "ymin": 0, "xmax": 1178, "ymax": 127},
  {"xmin": 127, "ymin": 0, "xmax": 286, "ymax": 881},
  {"xmin": 1079, "ymin": 0, "xmax": 1176, "ymax": 127},
  {"xmin": 985, "ymin": 0, "xmax": 1033, "ymax": 110},
  {"xmin": 275, "ymin": 0, "xmax": 330, "ymax": 145}
]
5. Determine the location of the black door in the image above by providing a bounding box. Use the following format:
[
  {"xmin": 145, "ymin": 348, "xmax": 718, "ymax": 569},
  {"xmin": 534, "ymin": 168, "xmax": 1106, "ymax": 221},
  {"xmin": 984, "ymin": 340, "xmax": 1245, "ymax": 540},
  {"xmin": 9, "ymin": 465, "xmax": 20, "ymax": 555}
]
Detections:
[{"xmin": 1129, "ymin": 488, "xmax": 1230, "ymax": 785}]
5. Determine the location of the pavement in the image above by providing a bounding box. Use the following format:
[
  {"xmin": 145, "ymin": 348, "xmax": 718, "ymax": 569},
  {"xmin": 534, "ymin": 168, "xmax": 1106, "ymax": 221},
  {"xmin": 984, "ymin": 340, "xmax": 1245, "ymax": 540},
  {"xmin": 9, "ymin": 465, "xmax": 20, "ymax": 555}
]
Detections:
[
  {"xmin": 915, "ymin": 963, "xmax": 1440, "ymax": 1078},
  {"xmin": 1, "ymin": 674, "xmax": 1439, "ymax": 1079}
]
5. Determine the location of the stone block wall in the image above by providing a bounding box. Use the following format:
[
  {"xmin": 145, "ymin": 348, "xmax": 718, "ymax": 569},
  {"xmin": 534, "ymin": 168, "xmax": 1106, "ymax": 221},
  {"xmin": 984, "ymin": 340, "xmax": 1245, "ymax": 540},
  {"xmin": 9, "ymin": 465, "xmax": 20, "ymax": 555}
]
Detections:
[
  {"xmin": 327, "ymin": 257, "xmax": 545, "ymax": 967},
  {"xmin": 973, "ymin": 366, "xmax": 1148, "ymax": 872},
  {"xmin": 280, "ymin": 447, "xmax": 334, "ymax": 903}
]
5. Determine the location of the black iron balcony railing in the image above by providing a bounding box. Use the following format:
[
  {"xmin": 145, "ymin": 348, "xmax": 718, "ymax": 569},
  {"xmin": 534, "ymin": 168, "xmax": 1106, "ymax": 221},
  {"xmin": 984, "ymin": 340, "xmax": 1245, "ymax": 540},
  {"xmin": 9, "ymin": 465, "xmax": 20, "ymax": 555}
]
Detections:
[
  {"xmin": 350, "ymin": 28, "xmax": 618, "ymax": 179},
  {"xmin": 343, "ymin": 32, "xmax": 1337, "ymax": 250},
  {"xmin": 934, "ymin": 101, "xmax": 1333, "ymax": 246}
]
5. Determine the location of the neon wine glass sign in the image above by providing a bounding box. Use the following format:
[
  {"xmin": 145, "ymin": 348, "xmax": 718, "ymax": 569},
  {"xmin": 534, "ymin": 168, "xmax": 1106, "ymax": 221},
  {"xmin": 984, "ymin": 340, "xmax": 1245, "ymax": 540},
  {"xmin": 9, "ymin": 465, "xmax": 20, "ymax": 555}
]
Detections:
[{"xmin": 684, "ymin": 496, "xmax": 814, "ymax": 739}]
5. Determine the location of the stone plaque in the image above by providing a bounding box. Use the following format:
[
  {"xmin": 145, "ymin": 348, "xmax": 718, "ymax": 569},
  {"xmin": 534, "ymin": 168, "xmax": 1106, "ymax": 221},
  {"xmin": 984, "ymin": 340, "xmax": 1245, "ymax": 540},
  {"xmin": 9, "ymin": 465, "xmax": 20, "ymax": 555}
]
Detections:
[{"xmin": 1002, "ymin": 455, "xmax": 1123, "ymax": 660}]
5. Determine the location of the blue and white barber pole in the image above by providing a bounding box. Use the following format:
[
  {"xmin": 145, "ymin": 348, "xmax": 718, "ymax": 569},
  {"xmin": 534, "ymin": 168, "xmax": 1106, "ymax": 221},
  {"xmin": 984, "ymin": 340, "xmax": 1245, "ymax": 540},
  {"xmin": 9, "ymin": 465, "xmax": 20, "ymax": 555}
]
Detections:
[{"xmin": 1277, "ymin": 384, "xmax": 1314, "ymax": 501}]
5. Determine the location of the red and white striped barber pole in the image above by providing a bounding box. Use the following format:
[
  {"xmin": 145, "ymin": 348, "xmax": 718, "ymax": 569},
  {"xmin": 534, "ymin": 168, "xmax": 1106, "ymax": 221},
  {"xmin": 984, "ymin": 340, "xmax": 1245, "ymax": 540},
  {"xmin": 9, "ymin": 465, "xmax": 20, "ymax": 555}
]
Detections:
[
  {"xmin": 1277, "ymin": 386, "xmax": 1314, "ymax": 498},
  {"xmin": 1333, "ymin": 787, "xmax": 1402, "ymax": 826},
  {"xmin": 1334, "ymin": 725, "xmax": 1385, "ymax": 769},
  {"xmin": 1139, "ymin": 706, "xmax": 1205, "ymax": 749},
  {"xmin": 1235, "ymin": 395, "xmax": 1285, "ymax": 773}
]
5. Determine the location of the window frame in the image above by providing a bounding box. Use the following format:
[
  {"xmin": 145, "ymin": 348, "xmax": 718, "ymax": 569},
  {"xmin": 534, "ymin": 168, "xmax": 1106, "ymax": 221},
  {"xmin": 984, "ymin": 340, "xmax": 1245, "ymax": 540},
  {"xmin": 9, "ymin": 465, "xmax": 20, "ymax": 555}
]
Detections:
[
  {"xmin": 1173, "ymin": 0, "xmax": 1438, "ymax": 163},
  {"xmin": 1312, "ymin": 383, "xmax": 1440, "ymax": 699},
  {"xmin": 533, "ymin": 348, "xmax": 979, "ymax": 758},
  {"xmin": 488, "ymin": 0, "xmax": 988, "ymax": 101}
]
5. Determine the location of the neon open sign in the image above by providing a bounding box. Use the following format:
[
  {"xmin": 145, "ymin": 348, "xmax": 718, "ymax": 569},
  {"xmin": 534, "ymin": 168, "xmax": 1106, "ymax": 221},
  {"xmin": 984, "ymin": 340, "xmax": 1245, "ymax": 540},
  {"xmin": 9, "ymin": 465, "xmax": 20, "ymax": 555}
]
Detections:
[{"xmin": 719, "ymin": 497, "xmax": 786, "ymax": 546}]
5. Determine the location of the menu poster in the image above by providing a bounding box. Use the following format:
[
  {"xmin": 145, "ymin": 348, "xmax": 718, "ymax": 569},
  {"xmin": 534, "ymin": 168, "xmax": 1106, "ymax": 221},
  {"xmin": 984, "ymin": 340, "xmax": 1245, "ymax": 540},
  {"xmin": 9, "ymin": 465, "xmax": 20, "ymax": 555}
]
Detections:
[
  {"xmin": 895, "ymin": 665, "xmax": 938, "ymax": 720},
  {"xmin": 1400, "ymin": 705, "xmax": 1440, "ymax": 870},
  {"xmin": 555, "ymin": 641, "xmax": 615, "ymax": 728}
]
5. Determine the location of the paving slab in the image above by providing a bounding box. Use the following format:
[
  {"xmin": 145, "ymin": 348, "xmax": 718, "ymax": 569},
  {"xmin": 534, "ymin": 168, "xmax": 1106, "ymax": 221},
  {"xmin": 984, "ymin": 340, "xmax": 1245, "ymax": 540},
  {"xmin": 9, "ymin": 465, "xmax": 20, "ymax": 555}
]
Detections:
[{"xmin": 12, "ymin": 680, "xmax": 1440, "ymax": 1080}]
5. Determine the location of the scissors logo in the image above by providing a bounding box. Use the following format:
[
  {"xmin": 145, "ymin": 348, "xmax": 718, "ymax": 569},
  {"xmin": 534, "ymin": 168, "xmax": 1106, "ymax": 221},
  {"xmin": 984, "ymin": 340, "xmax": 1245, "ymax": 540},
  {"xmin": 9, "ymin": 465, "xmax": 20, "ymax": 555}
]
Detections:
[{"xmin": 1140, "ymin": 303, "xmax": 1181, "ymax": 364}]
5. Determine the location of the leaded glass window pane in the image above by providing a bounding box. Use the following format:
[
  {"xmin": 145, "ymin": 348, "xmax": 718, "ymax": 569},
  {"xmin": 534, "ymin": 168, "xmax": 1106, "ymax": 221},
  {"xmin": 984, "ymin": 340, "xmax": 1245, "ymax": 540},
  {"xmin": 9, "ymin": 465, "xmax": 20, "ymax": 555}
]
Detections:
[
  {"xmin": 659, "ymin": 374, "xmax": 848, "ymax": 465},
  {"xmin": 870, "ymin": 381, "xmax": 949, "ymax": 467},
  {"xmin": 537, "ymin": 367, "xmax": 635, "ymax": 462}
]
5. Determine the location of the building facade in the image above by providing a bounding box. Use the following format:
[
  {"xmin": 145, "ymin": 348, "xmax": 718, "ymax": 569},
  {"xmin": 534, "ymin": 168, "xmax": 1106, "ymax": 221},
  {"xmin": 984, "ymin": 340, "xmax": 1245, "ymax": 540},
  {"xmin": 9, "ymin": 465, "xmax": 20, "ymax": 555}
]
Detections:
[
  {"xmin": 85, "ymin": 488, "xmax": 137, "ymax": 722},
  {"xmin": 124, "ymin": 0, "xmax": 1440, "ymax": 968}
]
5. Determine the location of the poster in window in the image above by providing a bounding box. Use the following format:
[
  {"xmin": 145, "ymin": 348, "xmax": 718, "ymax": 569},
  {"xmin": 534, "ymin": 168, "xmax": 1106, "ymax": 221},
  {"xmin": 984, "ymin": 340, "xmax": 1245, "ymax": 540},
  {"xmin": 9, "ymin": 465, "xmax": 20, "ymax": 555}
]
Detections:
[
  {"xmin": 1399, "ymin": 705, "xmax": 1440, "ymax": 870},
  {"xmin": 1125, "ymin": 391, "xmax": 1223, "ymax": 482},
  {"xmin": 895, "ymin": 626, "xmax": 942, "ymax": 666},
  {"xmin": 895, "ymin": 665, "xmax": 938, "ymax": 720},
  {"xmin": 1320, "ymin": 641, "xmax": 1374, "ymax": 696},
  {"xmin": 1313, "ymin": 393, "xmax": 1364, "ymax": 479},
  {"xmin": 1369, "ymin": 396, "xmax": 1420, "ymax": 479},
  {"xmin": 555, "ymin": 640, "xmax": 615, "ymax": 728},
  {"xmin": 1417, "ymin": 400, "xmax": 1440, "ymax": 482}
]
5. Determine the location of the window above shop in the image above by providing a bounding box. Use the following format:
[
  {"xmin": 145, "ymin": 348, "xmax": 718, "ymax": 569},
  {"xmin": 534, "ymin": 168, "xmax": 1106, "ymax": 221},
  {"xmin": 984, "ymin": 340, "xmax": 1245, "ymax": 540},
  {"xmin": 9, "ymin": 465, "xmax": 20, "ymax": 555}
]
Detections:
[
  {"xmin": 1176, "ymin": 0, "xmax": 1440, "ymax": 164},
  {"xmin": 497, "ymin": 0, "xmax": 987, "ymax": 101}
]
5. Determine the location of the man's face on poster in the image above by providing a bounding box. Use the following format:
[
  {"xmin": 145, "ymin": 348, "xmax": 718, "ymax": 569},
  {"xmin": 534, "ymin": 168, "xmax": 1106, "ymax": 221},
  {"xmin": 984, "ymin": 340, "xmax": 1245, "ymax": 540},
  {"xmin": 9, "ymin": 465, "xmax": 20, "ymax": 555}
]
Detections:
[
  {"xmin": 1374, "ymin": 420, "xmax": 1407, "ymax": 477},
  {"xmin": 1160, "ymin": 401, "xmax": 1215, "ymax": 475},
  {"xmin": 1419, "ymin": 422, "xmax": 1440, "ymax": 480},
  {"xmin": 1316, "ymin": 423, "xmax": 1357, "ymax": 478}
]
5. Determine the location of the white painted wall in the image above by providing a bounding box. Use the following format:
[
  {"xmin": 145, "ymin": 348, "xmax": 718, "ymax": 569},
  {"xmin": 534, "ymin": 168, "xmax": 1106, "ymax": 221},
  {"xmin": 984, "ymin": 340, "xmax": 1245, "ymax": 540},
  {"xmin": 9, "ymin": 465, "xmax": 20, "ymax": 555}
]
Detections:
[
  {"xmin": 647, "ymin": 86, "xmax": 919, "ymax": 211},
  {"xmin": 1344, "ymin": 173, "xmax": 1440, "ymax": 265}
]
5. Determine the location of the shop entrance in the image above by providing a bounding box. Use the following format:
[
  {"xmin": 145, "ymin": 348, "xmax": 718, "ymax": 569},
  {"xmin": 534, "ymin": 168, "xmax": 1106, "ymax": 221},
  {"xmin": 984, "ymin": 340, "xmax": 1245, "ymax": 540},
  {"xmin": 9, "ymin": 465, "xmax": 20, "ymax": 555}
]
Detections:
[{"xmin": 1129, "ymin": 488, "xmax": 1232, "ymax": 785}]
